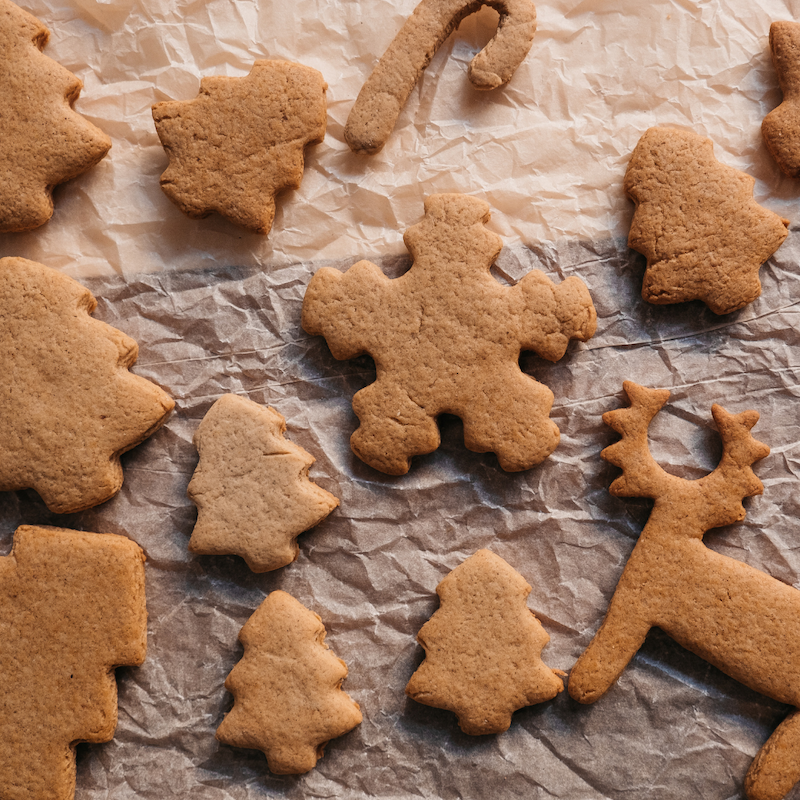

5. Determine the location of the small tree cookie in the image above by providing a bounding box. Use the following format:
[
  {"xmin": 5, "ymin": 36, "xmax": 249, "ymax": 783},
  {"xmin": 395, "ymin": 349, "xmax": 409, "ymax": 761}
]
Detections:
[
  {"xmin": 302, "ymin": 193, "xmax": 597, "ymax": 475},
  {"xmin": 0, "ymin": 257, "xmax": 174, "ymax": 513},
  {"xmin": 0, "ymin": 525, "xmax": 147, "ymax": 800},
  {"xmin": 625, "ymin": 127, "xmax": 789, "ymax": 314},
  {"xmin": 406, "ymin": 549, "xmax": 564, "ymax": 735},
  {"xmin": 763, "ymin": 21, "xmax": 800, "ymax": 177},
  {"xmin": 187, "ymin": 394, "xmax": 339, "ymax": 572},
  {"xmin": 0, "ymin": 0, "xmax": 111, "ymax": 231},
  {"xmin": 568, "ymin": 382, "xmax": 800, "ymax": 800},
  {"xmin": 217, "ymin": 591, "xmax": 362, "ymax": 774},
  {"xmin": 152, "ymin": 60, "xmax": 326, "ymax": 235}
]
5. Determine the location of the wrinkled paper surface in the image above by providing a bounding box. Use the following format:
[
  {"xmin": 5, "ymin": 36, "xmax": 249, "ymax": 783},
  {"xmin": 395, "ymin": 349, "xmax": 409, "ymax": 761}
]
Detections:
[{"xmin": 1, "ymin": 0, "xmax": 800, "ymax": 798}]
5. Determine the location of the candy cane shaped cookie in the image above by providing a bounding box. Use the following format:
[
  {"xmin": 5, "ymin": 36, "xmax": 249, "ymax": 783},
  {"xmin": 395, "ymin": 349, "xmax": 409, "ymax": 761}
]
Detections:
[{"xmin": 344, "ymin": 0, "xmax": 536, "ymax": 154}]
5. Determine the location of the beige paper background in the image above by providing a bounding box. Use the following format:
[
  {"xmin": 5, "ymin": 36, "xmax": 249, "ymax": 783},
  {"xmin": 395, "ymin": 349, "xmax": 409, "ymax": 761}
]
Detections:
[{"xmin": 2, "ymin": 0, "xmax": 800, "ymax": 798}]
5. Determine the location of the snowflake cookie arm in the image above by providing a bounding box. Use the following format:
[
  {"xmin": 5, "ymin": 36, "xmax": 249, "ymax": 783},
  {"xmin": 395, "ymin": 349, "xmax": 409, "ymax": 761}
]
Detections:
[
  {"xmin": 302, "ymin": 260, "xmax": 392, "ymax": 359},
  {"xmin": 511, "ymin": 271, "xmax": 597, "ymax": 361}
]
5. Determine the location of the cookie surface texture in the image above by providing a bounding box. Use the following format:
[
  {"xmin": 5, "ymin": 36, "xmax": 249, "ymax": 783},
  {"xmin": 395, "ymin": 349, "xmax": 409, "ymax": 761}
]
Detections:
[
  {"xmin": 216, "ymin": 590, "xmax": 362, "ymax": 774},
  {"xmin": 0, "ymin": 525, "xmax": 147, "ymax": 800},
  {"xmin": 344, "ymin": 0, "xmax": 536, "ymax": 154},
  {"xmin": 567, "ymin": 382, "xmax": 800, "ymax": 800},
  {"xmin": 0, "ymin": 257, "xmax": 175, "ymax": 513},
  {"xmin": 763, "ymin": 21, "xmax": 800, "ymax": 177},
  {"xmin": 0, "ymin": 0, "xmax": 111, "ymax": 232},
  {"xmin": 625, "ymin": 126, "xmax": 789, "ymax": 314},
  {"xmin": 302, "ymin": 193, "xmax": 597, "ymax": 474},
  {"xmin": 187, "ymin": 394, "xmax": 339, "ymax": 572},
  {"xmin": 152, "ymin": 60, "xmax": 326, "ymax": 234},
  {"xmin": 405, "ymin": 548, "xmax": 564, "ymax": 735}
]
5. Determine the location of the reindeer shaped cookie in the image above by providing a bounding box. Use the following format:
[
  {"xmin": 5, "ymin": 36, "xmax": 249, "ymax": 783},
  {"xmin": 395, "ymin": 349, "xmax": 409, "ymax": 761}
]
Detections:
[{"xmin": 568, "ymin": 381, "xmax": 800, "ymax": 800}]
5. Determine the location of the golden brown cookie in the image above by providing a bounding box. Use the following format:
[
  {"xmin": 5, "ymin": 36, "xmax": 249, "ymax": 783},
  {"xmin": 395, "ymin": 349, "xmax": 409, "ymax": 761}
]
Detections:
[
  {"xmin": 216, "ymin": 590, "xmax": 362, "ymax": 774},
  {"xmin": 152, "ymin": 60, "xmax": 326, "ymax": 234},
  {"xmin": 625, "ymin": 127, "xmax": 789, "ymax": 314},
  {"xmin": 187, "ymin": 394, "xmax": 339, "ymax": 572},
  {"xmin": 568, "ymin": 381, "xmax": 800, "ymax": 800},
  {"xmin": 302, "ymin": 193, "xmax": 597, "ymax": 475},
  {"xmin": 763, "ymin": 21, "xmax": 800, "ymax": 177},
  {"xmin": 0, "ymin": 525, "xmax": 147, "ymax": 800},
  {"xmin": 406, "ymin": 549, "xmax": 564, "ymax": 734},
  {"xmin": 345, "ymin": 0, "xmax": 537, "ymax": 154},
  {"xmin": 0, "ymin": 0, "xmax": 111, "ymax": 232},
  {"xmin": 0, "ymin": 257, "xmax": 174, "ymax": 513}
]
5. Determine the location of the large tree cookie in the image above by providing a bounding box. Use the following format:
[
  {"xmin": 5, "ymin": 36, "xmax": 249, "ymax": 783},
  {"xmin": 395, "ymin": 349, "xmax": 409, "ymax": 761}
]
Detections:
[
  {"xmin": 345, "ymin": 0, "xmax": 537, "ymax": 154},
  {"xmin": 0, "ymin": 525, "xmax": 147, "ymax": 800},
  {"xmin": 568, "ymin": 382, "xmax": 800, "ymax": 800},
  {"xmin": 0, "ymin": 257, "xmax": 174, "ymax": 513},
  {"xmin": 302, "ymin": 193, "xmax": 597, "ymax": 475},
  {"xmin": 406, "ymin": 548, "xmax": 564, "ymax": 735},
  {"xmin": 625, "ymin": 127, "xmax": 789, "ymax": 314},
  {"xmin": 152, "ymin": 60, "xmax": 326, "ymax": 234},
  {"xmin": 216, "ymin": 590, "xmax": 362, "ymax": 774},
  {"xmin": 0, "ymin": 0, "xmax": 111, "ymax": 232},
  {"xmin": 763, "ymin": 21, "xmax": 800, "ymax": 177},
  {"xmin": 187, "ymin": 394, "xmax": 339, "ymax": 572}
]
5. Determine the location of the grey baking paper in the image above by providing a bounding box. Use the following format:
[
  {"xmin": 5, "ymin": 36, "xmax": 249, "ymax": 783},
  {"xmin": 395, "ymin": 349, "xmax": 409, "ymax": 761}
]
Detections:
[{"xmin": 2, "ymin": 0, "xmax": 800, "ymax": 799}]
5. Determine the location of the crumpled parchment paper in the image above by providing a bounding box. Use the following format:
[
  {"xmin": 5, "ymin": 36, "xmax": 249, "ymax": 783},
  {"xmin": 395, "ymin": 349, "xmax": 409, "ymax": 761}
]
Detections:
[{"xmin": 1, "ymin": 0, "xmax": 800, "ymax": 798}]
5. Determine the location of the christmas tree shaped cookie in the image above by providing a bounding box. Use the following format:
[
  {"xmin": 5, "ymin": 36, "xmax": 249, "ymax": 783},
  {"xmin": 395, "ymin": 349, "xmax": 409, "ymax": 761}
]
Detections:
[
  {"xmin": 0, "ymin": 257, "xmax": 174, "ymax": 513},
  {"xmin": 0, "ymin": 0, "xmax": 111, "ymax": 231},
  {"xmin": 187, "ymin": 394, "xmax": 339, "ymax": 572},
  {"xmin": 302, "ymin": 193, "xmax": 597, "ymax": 474},
  {"xmin": 625, "ymin": 127, "xmax": 789, "ymax": 314},
  {"xmin": 0, "ymin": 525, "xmax": 147, "ymax": 800},
  {"xmin": 217, "ymin": 591, "xmax": 362, "ymax": 773},
  {"xmin": 152, "ymin": 60, "xmax": 326, "ymax": 234},
  {"xmin": 406, "ymin": 549, "xmax": 564, "ymax": 734}
]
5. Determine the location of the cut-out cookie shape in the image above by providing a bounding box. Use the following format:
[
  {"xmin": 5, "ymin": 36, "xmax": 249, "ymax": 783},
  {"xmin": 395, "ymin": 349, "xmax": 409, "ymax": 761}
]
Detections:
[
  {"xmin": 406, "ymin": 548, "xmax": 564, "ymax": 734},
  {"xmin": 216, "ymin": 590, "xmax": 362, "ymax": 774},
  {"xmin": 0, "ymin": 525, "xmax": 147, "ymax": 800},
  {"xmin": 568, "ymin": 382, "xmax": 800, "ymax": 800},
  {"xmin": 152, "ymin": 60, "xmax": 326, "ymax": 234},
  {"xmin": 763, "ymin": 22, "xmax": 800, "ymax": 177},
  {"xmin": 0, "ymin": 0, "xmax": 111, "ymax": 232},
  {"xmin": 187, "ymin": 394, "xmax": 339, "ymax": 572},
  {"xmin": 345, "ymin": 0, "xmax": 537, "ymax": 154},
  {"xmin": 302, "ymin": 193, "xmax": 597, "ymax": 475},
  {"xmin": 625, "ymin": 127, "xmax": 789, "ymax": 314},
  {"xmin": 0, "ymin": 257, "xmax": 174, "ymax": 513}
]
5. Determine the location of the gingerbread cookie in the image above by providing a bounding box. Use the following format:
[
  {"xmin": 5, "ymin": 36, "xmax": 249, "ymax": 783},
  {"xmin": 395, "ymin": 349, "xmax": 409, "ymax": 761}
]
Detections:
[
  {"xmin": 0, "ymin": 0, "xmax": 111, "ymax": 232},
  {"xmin": 152, "ymin": 60, "xmax": 326, "ymax": 234},
  {"xmin": 568, "ymin": 382, "xmax": 800, "ymax": 800},
  {"xmin": 187, "ymin": 394, "xmax": 339, "ymax": 572},
  {"xmin": 625, "ymin": 127, "xmax": 789, "ymax": 314},
  {"xmin": 0, "ymin": 525, "xmax": 147, "ymax": 800},
  {"xmin": 302, "ymin": 193, "xmax": 596, "ymax": 474},
  {"xmin": 406, "ymin": 549, "xmax": 564, "ymax": 735},
  {"xmin": 345, "ymin": 0, "xmax": 536, "ymax": 154},
  {"xmin": 0, "ymin": 257, "xmax": 174, "ymax": 513},
  {"xmin": 763, "ymin": 21, "xmax": 800, "ymax": 177},
  {"xmin": 216, "ymin": 590, "xmax": 362, "ymax": 774}
]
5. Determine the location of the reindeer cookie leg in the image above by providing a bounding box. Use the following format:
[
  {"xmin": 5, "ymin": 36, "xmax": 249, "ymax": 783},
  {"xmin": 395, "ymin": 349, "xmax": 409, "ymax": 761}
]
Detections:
[
  {"xmin": 746, "ymin": 709, "xmax": 800, "ymax": 800},
  {"xmin": 569, "ymin": 596, "xmax": 653, "ymax": 704}
]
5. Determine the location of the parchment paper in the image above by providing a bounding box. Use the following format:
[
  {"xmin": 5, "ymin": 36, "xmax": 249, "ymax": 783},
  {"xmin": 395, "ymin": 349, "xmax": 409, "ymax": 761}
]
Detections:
[{"xmin": 1, "ymin": 1, "xmax": 800, "ymax": 798}]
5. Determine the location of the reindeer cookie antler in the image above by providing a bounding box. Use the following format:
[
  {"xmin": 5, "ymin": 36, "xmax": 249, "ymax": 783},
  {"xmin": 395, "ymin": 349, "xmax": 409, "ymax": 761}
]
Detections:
[
  {"xmin": 345, "ymin": 0, "xmax": 536, "ymax": 154},
  {"xmin": 569, "ymin": 382, "xmax": 800, "ymax": 800}
]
